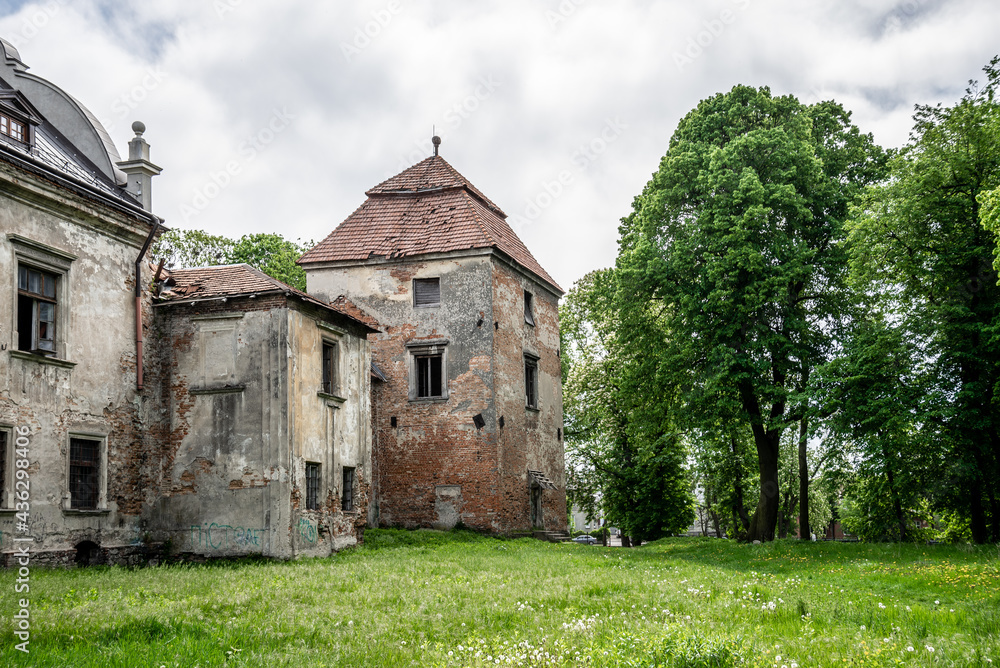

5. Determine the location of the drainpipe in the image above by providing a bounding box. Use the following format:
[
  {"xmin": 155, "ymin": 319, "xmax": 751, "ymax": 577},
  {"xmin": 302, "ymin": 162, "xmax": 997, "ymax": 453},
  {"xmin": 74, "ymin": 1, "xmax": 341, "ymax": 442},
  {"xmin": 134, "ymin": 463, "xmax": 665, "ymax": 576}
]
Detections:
[
  {"xmin": 134, "ymin": 222, "xmax": 160, "ymax": 390},
  {"xmin": 118, "ymin": 121, "xmax": 163, "ymax": 391}
]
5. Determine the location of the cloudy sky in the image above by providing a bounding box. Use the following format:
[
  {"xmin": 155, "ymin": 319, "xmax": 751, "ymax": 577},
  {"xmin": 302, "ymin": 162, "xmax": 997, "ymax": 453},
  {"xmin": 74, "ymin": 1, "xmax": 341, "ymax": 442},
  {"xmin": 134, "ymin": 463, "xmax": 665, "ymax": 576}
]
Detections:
[{"xmin": 0, "ymin": 0, "xmax": 996, "ymax": 291}]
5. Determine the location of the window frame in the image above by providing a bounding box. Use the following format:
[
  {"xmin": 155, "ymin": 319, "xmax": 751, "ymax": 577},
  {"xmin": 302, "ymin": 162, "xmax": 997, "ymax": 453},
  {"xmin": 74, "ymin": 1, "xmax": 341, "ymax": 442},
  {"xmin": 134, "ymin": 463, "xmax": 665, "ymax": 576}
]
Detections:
[
  {"xmin": 0, "ymin": 109, "xmax": 28, "ymax": 144},
  {"xmin": 524, "ymin": 290, "xmax": 535, "ymax": 326},
  {"xmin": 321, "ymin": 340, "xmax": 339, "ymax": 396},
  {"xmin": 0, "ymin": 426, "xmax": 10, "ymax": 509},
  {"xmin": 305, "ymin": 461, "xmax": 320, "ymax": 511},
  {"xmin": 67, "ymin": 434, "xmax": 106, "ymax": 511},
  {"xmin": 407, "ymin": 339, "xmax": 449, "ymax": 402},
  {"xmin": 413, "ymin": 277, "xmax": 441, "ymax": 308},
  {"xmin": 524, "ymin": 353, "xmax": 539, "ymax": 410},
  {"xmin": 8, "ymin": 235, "xmax": 75, "ymax": 360},
  {"xmin": 342, "ymin": 466, "xmax": 355, "ymax": 512},
  {"xmin": 17, "ymin": 265, "xmax": 58, "ymax": 354}
]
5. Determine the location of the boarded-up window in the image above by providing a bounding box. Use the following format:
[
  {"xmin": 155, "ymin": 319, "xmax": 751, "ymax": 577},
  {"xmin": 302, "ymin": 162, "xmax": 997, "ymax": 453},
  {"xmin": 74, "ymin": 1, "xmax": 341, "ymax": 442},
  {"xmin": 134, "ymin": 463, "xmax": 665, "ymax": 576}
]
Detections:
[
  {"xmin": 416, "ymin": 355, "xmax": 443, "ymax": 398},
  {"xmin": 322, "ymin": 341, "xmax": 338, "ymax": 395},
  {"xmin": 305, "ymin": 462, "xmax": 320, "ymax": 510},
  {"xmin": 524, "ymin": 290, "xmax": 535, "ymax": 326},
  {"xmin": 342, "ymin": 467, "xmax": 355, "ymax": 512},
  {"xmin": 69, "ymin": 437, "xmax": 100, "ymax": 510},
  {"xmin": 413, "ymin": 278, "xmax": 441, "ymax": 307}
]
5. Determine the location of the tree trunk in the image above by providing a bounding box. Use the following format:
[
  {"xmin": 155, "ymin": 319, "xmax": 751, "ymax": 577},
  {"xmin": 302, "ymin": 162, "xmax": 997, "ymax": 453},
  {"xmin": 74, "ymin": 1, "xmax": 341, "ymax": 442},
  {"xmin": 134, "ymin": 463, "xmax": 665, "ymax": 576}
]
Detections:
[
  {"xmin": 881, "ymin": 443, "xmax": 907, "ymax": 542},
  {"xmin": 798, "ymin": 417, "xmax": 810, "ymax": 539},
  {"xmin": 621, "ymin": 534, "xmax": 631, "ymax": 548},
  {"xmin": 740, "ymin": 381, "xmax": 783, "ymax": 542}
]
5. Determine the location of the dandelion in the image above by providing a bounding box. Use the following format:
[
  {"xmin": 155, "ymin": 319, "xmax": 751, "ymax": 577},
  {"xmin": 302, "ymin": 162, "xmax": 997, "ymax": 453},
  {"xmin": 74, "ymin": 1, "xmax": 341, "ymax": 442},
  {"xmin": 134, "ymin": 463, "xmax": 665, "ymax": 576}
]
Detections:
[
  {"xmin": 935, "ymin": 600, "xmax": 940, "ymax": 605},
  {"xmin": 926, "ymin": 646, "xmax": 935, "ymax": 653},
  {"xmin": 860, "ymin": 625, "xmax": 866, "ymax": 631},
  {"xmin": 907, "ymin": 646, "xmax": 914, "ymax": 652}
]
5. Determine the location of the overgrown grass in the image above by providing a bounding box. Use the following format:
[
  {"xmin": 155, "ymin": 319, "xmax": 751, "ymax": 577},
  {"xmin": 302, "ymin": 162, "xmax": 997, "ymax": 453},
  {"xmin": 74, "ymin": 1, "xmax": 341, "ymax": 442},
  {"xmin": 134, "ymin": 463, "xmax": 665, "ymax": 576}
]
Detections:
[{"xmin": 1, "ymin": 531, "xmax": 997, "ymax": 666}]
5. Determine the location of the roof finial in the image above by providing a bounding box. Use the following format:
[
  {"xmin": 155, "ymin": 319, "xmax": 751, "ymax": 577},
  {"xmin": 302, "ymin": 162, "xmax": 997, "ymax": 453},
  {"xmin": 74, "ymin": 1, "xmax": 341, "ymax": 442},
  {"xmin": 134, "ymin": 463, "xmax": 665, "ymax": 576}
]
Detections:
[{"xmin": 432, "ymin": 127, "xmax": 441, "ymax": 157}]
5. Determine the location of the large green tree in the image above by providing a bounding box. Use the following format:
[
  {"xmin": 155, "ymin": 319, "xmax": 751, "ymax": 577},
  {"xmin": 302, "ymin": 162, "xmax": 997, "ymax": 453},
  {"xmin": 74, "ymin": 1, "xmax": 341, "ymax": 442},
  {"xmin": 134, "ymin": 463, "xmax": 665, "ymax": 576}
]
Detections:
[
  {"xmin": 153, "ymin": 229, "xmax": 312, "ymax": 291},
  {"xmin": 561, "ymin": 269, "xmax": 694, "ymax": 544},
  {"xmin": 850, "ymin": 59, "xmax": 1000, "ymax": 543},
  {"xmin": 617, "ymin": 85, "xmax": 886, "ymax": 541}
]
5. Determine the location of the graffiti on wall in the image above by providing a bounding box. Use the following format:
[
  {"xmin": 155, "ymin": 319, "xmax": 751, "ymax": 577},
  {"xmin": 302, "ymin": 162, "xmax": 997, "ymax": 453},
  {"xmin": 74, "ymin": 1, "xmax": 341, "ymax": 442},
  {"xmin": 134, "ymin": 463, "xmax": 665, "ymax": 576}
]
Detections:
[
  {"xmin": 190, "ymin": 523, "xmax": 264, "ymax": 551},
  {"xmin": 296, "ymin": 517, "xmax": 317, "ymax": 544}
]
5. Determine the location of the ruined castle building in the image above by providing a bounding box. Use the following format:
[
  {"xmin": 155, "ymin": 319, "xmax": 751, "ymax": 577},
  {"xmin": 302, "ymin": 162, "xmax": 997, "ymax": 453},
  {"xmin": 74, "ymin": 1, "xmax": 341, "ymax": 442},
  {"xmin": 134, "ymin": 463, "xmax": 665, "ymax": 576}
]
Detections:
[
  {"xmin": 153, "ymin": 265, "xmax": 379, "ymax": 558},
  {"xmin": 300, "ymin": 150, "xmax": 567, "ymax": 534},
  {"xmin": 0, "ymin": 39, "xmax": 163, "ymax": 564}
]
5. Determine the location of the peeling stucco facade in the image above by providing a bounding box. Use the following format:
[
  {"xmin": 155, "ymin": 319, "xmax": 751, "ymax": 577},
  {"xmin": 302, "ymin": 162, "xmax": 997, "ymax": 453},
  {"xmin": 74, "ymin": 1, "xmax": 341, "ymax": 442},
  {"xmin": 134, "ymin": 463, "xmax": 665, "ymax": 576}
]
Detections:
[{"xmin": 150, "ymin": 295, "xmax": 373, "ymax": 559}]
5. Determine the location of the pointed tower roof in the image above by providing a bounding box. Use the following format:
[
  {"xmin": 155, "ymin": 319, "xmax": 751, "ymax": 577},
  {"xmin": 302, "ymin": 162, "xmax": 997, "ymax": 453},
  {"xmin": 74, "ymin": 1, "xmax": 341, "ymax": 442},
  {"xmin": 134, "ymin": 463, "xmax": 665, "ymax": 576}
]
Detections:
[{"xmin": 300, "ymin": 155, "xmax": 561, "ymax": 294}]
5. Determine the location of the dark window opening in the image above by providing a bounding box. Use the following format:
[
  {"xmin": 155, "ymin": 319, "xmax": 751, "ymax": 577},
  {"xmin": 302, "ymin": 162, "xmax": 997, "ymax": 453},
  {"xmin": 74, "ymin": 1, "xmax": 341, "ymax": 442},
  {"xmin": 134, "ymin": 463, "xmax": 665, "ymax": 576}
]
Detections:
[
  {"xmin": 69, "ymin": 437, "xmax": 100, "ymax": 510},
  {"xmin": 17, "ymin": 265, "xmax": 57, "ymax": 354},
  {"xmin": 525, "ymin": 357, "xmax": 538, "ymax": 409},
  {"xmin": 305, "ymin": 462, "xmax": 320, "ymax": 510},
  {"xmin": 74, "ymin": 540, "xmax": 101, "ymax": 567},
  {"xmin": 342, "ymin": 467, "xmax": 355, "ymax": 512},
  {"xmin": 0, "ymin": 430, "xmax": 6, "ymax": 509},
  {"xmin": 416, "ymin": 354, "xmax": 443, "ymax": 398},
  {"xmin": 524, "ymin": 290, "xmax": 535, "ymax": 326},
  {"xmin": 322, "ymin": 341, "xmax": 338, "ymax": 395},
  {"xmin": 414, "ymin": 277, "xmax": 441, "ymax": 307}
]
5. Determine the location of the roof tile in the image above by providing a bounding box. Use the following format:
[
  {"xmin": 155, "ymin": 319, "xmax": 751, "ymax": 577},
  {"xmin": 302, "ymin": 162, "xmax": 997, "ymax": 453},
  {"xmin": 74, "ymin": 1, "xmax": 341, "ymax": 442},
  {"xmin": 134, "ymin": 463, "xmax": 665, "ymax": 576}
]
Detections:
[{"xmin": 300, "ymin": 156, "xmax": 561, "ymax": 293}]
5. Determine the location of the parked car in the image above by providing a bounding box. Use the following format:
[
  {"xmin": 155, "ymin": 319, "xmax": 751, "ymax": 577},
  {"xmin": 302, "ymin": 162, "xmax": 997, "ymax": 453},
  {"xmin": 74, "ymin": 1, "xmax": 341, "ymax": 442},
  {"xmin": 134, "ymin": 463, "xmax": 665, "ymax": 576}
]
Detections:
[{"xmin": 573, "ymin": 535, "xmax": 598, "ymax": 545}]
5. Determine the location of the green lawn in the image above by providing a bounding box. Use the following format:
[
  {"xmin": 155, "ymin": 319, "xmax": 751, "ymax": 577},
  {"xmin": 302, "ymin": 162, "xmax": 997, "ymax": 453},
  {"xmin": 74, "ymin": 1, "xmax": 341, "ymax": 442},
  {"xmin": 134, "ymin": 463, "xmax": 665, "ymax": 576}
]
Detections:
[{"xmin": 1, "ymin": 532, "xmax": 997, "ymax": 666}]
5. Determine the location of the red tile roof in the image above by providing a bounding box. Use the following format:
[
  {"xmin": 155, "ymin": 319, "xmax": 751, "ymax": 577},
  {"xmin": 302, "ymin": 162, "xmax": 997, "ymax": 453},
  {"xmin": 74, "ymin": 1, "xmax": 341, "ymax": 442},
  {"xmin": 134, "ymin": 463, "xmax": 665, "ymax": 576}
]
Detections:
[
  {"xmin": 299, "ymin": 156, "xmax": 562, "ymax": 293},
  {"xmin": 156, "ymin": 264, "xmax": 379, "ymax": 331}
]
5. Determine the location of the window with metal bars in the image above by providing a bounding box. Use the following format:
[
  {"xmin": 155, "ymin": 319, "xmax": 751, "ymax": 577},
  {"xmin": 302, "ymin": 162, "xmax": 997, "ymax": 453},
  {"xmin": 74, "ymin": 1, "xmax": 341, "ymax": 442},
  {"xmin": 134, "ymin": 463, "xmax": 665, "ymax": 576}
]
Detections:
[
  {"xmin": 305, "ymin": 462, "xmax": 320, "ymax": 510},
  {"xmin": 0, "ymin": 430, "xmax": 7, "ymax": 509},
  {"xmin": 413, "ymin": 277, "xmax": 440, "ymax": 307},
  {"xmin": 416, "ymin": 354, "xmax": 443, "ymax": 398},
  {"xmin": 69, "ymin": 437, "xmax": 100, "ymax": 510},
  {"xmin": 321, "ymin": 341, "xmax": 338, "ymax": 395},
  {"xmin": 342, "ymin": 467, "xmax": 355, "ymax": 512},
  {"xmin": 17, "ymin": 265, "xmax": 57, "ymax": 354}
]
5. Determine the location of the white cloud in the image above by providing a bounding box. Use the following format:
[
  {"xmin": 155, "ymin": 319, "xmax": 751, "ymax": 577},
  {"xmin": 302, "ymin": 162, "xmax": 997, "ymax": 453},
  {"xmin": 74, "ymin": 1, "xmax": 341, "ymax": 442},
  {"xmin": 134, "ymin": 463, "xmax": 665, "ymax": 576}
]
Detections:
[{"xmin": 0, "ymin": 0, "xmax": 996, "ymax": 290}]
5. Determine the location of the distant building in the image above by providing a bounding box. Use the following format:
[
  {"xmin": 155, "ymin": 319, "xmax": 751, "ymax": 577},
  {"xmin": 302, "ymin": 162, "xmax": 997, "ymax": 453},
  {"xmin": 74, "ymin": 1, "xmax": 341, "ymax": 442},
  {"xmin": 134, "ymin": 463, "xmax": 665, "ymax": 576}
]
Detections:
[{"xmin": 301, "ymin": 149, "xmax": 567, "ymax": 534}]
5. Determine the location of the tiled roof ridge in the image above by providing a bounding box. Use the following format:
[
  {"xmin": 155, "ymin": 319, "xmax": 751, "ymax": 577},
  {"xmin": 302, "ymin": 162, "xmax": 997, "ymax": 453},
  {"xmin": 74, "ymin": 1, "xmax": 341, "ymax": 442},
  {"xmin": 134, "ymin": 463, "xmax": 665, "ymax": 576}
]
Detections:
[
  {"xmin": 459, "ymin": 188, "xmax": 500, "ymax": 252},
  {"xmin": 160, "ymin": 264, "xmax": 380, "ymax": 331},
  {"xmin": 366, "ymin": 155, "xmax": 506, "ymax": 217}
]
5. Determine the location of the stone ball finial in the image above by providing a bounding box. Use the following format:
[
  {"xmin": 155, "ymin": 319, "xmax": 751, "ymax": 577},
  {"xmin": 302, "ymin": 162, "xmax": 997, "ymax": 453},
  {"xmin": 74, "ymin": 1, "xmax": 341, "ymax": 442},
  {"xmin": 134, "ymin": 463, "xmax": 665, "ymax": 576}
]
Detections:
[{"xmin": 132, "ymin": 121, "xmax": 146, "ymax": 136}]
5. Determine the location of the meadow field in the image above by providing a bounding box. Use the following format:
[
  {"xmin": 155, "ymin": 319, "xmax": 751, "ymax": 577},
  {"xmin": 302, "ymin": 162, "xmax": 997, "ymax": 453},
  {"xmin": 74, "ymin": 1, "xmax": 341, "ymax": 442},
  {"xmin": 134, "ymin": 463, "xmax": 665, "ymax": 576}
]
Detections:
[{"xmin": 1, "ymin": 531, "xmax": 997, "ymax": 667}]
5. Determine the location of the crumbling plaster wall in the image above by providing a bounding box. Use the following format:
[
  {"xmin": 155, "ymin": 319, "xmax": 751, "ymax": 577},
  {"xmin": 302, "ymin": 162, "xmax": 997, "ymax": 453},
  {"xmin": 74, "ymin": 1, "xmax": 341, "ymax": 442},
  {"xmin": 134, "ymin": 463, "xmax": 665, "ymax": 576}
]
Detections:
[
  {"xmin": 490, "ymin": 258, "xmax": 566, "ymax": 532},
  {"xmin": 0, "ymin": 167, "xmax": 160, "ymax": 563},
  {"xmin": 287, "ymin": 306, "xmax": 371, "ymax": 554},
  {"xmin": 151, "ymin": 297, "xmax": 293, "ymax": 559},
  {"xmin": 306, "ymin": 252, "xmax": 506, "ymax": 532}
]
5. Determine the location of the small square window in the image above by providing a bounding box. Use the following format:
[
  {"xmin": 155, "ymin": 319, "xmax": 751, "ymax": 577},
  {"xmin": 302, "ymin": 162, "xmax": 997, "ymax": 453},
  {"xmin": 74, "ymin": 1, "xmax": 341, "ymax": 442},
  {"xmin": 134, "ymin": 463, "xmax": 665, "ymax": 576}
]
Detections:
[
  {"xmin": 342, "ymin": 466, "xmax": 355, "ymax": 512},
  {"xmin": 69, "ymin": 437, "xmax": 101, "ymax": 510},
  {"xmin": 414, "ymin": 277, "xmax": 441, "ymax": 307},
  {"xmin": 525, "ymin": 356, "xmax": 539, "ymax": 409},
  {"xmin": 524, "ymin": 290, "xmax": 535, "ymax": 326},
  {"xmin": 305, "ymin": 462, "xmax": 320, "ymax": 510},
  {"xmin": 322, "ymin": 341, "xmax": 338, "ymax": 395}
]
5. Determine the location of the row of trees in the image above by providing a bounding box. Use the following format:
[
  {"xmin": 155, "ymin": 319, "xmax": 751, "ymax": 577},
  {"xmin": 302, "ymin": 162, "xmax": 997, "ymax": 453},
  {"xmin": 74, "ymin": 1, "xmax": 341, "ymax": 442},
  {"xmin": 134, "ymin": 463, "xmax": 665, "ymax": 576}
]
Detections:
[{"xmin": 564, "ymin": 59, "xmax": 1000, "ymax": 544}]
